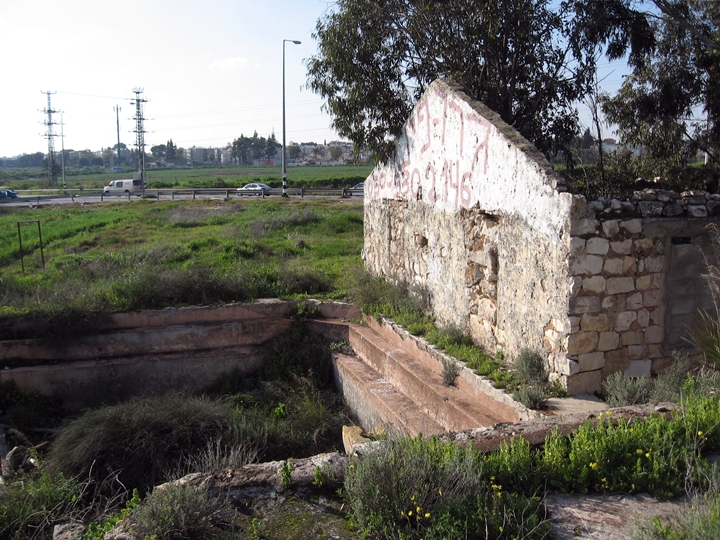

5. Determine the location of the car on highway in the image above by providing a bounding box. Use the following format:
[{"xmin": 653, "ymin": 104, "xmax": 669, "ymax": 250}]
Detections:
[
  {"xmin": 237, "ymin": 183, "xmax": 272, "ymax": 196},
  {"xmin": 348, "ymin": 182, "xmax": 364, "ymax": 196},
  {"xmin": 104, "ymin": 179, "xmax": 144, "ymax": 194},
  {"xmin": 0, "ymin": 189, "xmax": 18, "ymax": 199}
]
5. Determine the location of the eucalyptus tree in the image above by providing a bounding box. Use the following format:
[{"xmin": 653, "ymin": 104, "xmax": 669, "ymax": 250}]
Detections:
[{"xmin": 306, "ymin": 0, "xmax": 647, "ymax": 163}]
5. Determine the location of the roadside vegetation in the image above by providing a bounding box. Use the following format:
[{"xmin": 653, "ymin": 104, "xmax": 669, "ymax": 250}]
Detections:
[
  {"xmin": 0, "ymin": 164, "xmax": 373, "ymax": 191},
  {"xmin": 0, "ymin": 198, "xmax": 363, "ymax": 343}
]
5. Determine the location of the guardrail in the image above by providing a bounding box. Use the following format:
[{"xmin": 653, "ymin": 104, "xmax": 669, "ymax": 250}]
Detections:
[{"xmin": 1, "ymin": 187, "xmax": 365, "ymax": 204}]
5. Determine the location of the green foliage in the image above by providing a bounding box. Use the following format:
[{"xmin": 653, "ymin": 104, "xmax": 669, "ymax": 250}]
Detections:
[
  {"xmin": 281, "ymin": 459, "xmax": 294, "ymax": 488},
  {"xmin": 48, "ymin": 394, "xmax": 243, "ymax": 494},
  {"xmin": 603, "ymin": 357, "xmax": 692, "ymax": 407},
  {"xmin": 0, "ymin": 469, "xmax": 83, "ymax": 540},
  {"xmin": 441, "ymin": 358, "xmax": 460, "ymax": 387},
  {"xmin": 307, "ymin": 0, "xmax": 623, "ymax": 162},
  {"xmin": 0, "ymin": 199, "xmax": 364, "ymax": 344},
  {"xmin": 344, "ymin": 434, "xmax": 548, "ymax": 539},
  {"xmin": 513, "ymin": 384, "xmax": 549, "ymax": 410},
  {"xmin": 84, "ymin": 488, "xmax": 142, "ymax": 540},
  {"xmin": 126, "ymin": 482, "xmax": 233, "ymax": 540}
]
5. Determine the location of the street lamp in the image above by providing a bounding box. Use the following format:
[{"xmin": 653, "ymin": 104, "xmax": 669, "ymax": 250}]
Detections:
[{"xmin": 282, "ymin": 39, "xmax": 301, "ymax": 197}]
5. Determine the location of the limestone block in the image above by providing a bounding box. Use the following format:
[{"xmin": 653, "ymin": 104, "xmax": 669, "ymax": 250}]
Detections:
[
  {"xmin": 627, "ymin": 292, "xmax": 644, "ymax": 310},
  {"xmin": 477, "ymin": 298, "xmax": 497, "ymax": 322},
  {"xmin": 555, "ymin": 356, "xmax": 580, "ymax": 376},
  {"xmin": 604, "ymin": 258, "xmax": 624, "ymax": 275},
  {"xmin": 571, "ymin": 254, "xmax": 604, "ymax": 275},
  {"xmin": 570, "ymin": 316, "xmax": 581, "ymax": 333},
  {"xmin": 645, "ymin": 325, "xmax": 664, "ymax": 344},
  {"xmin": 663, "ymin": 203, "xmax": 685, "ymax": 217},
  {"xmin": 621, "ymin": 331, "xmax": 644, "ymax": 346},
  {"xmin": 615, "ymin": 311, "xmax": 638, "ymax": 332},
  {"xmin": 707, "ymin": 200, "xmax": 720, "ymax": 216},
  {"xmin": 578, "ymin": 351, "xmax": 605, "ymax": 372},
  {"xmin": 650, "ymin": 307, "xmax": 664, "ymax": 325},
  {"xmin": 643, "ymin": 290, "xmax": 662, "ymax": 307},
  {"xmin": 470, "ymin": 315, "xmax": 496, "ymax": 349},
  {"xmin": 634, "ymin": 238, "xmax": 654, "ymax": 252},
  {"xmin": 644, "ymin": 256, "xmax": 665, "ymax": 273},
  {"xmin": 598, "ymin": 331, "xmax": 620, "ymax": 351},
  {"xmin": 639, "ymin": 201, "xmax": 665, "ymax": 217},
  {"xmin": 647, "ymin": 344, "xmax": 664, "ymax": 359},
  {"xmin": 625, "ymin": 360, "xmax": 652, "ymax": 377},
  {"xmin": 683, "ymin": 190, "xmax": 708, "ymax": 205},
  {"xmin": 571, "ymin": 237, "xmax": 586, "ymax": 255},
  {"xmin": 581, "ymin": 313, "xmax": 611, "ymax": 332},
  {"xmin": 627, "ymin": 345, "xmax": 647, "ymax": 360},
  {"xmin": 637, "ymin": 310, "xmax": 650, "ymax": 328},
  {"xmin": 550, "ymin": 318, "xmax": 567, "ymax": 334},
  {"xmin": 620, "ymin": 219, "xmax": 643, "ymax": 234},
  {"xmin": 569, "ymin": 296, "xmax": 602, "ymax": 315},
  {"xmin": 570, "ymin": 276, "xmax": 583, "ymax": 297},
  {"xmin": 587, "ymin": 238, "xmax": 610, "ymax": 255},
  {"xmin": 604, "ymin": 349, "xmax": 630, "ymax": 374},
  {"xmin": 607, "ymin": 277, "xmax": 635, "ymax": 295},
  {"xmin": 688, "ymin": 205, "xmax": 708, "ymax": 218},
  {"xmin": 610, "ymin": 239, "xmax": 633, "ymax": 255},
  {"xmin": 602, "ymin": 220, "xmax": 620, "ymax": 237},
  {"xmin": 623, "ymin": 256, "xmax": 638, "ymax": 274},
  {"xmin": 582, "ymin": 276, "xmax": 606, "ymax": 294},
  {"xmin": 610, "ymin": 198, "xmax": 623, "ymax": 210},
  {"xmin": 567, "ymin": 331, "xmax": 599, "ymax": 355},
  {"xmin": 635, "ymin": 275, "xmax": 654, "ymax": 290},
  {"xmin": 574, "ymin": 218, "xmax": 600, "ymax": 236},
  {"xmin": 566, "ymin": 369, "xmax": 602, "ymax": 395},
  {"xmin": 651, "ymin": 355, "xmax": 674, "ymax": 374}
]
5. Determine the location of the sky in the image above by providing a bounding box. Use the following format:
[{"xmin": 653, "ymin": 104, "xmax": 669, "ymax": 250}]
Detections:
[
  {"xmin": 0, "ymin": 0, "xmax": 342, "ymax": 158},
  {"xmin": 0, "ymin": 0, "xmax": 631, "ymax": 160}
]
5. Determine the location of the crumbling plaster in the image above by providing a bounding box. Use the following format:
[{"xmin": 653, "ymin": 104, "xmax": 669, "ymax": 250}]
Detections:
[{"xmin": 363, "ymin": 78, "xmax": 718, "ymax": 395}]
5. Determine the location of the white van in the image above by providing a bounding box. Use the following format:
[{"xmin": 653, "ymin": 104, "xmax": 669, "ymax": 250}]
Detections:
[{"xmin": 103, "ymin": 179, "xmax": 144, "ymax": 194}]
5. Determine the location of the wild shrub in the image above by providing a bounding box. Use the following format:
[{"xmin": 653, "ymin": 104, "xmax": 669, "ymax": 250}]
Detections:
[
  {"xmin": 514, "ymin": 349, "xmax": 548, "ymax": 384},
  {"xmin": 513, "ymin": 384, "xmax": 548, "ymax": 410},
  {"xmin": 604, "ymin": 357, "xmax": 694, "ymax": 408},
  {"xmin": 441, "ymin": 358, "xmax": 460, "ymax": 386},
  {"xmin": 603, "ymin": 371, "xmax": 655, "ymax": 407},
  {"xmin": 0, "ymin": 469, "xmax": 84, "ymax": 540},
  {"xmin": 48, "ymin": 394, "xmax": 242, "ymax": 494},
  {"xmin": 344, "ymin": 435, "xmax": 548, "ymax": 540},
  {"xmin": 125, "ymin": 482, "xmax": 234, "ymax": 540}
]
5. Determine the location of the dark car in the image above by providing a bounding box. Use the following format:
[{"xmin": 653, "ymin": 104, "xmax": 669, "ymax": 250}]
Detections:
[{"xmin": 0, "ymin": 189, "xmax": 18, "ymax": 199}]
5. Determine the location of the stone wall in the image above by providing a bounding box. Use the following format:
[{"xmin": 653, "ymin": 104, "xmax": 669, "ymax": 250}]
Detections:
[
  {"xmin": 364, "ymin": 79, "xmax": 575, "ymax": 365},
  {"xmin": 363, "ymin": 78, "xmax": 719, "ymax": 395},
  {"xmin": 564, "ymin": 192, "xmax": 717, "ymax": 393}
]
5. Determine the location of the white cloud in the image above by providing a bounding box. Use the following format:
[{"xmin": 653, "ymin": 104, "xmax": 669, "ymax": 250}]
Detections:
[{"xmin": 208, "ymin": 58, "xmax": 248, "ymax": 71}]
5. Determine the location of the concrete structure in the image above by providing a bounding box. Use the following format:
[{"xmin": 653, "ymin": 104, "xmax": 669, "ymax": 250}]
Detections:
[{"xmin": 363, "ymin": 79, "xmax": 719, "ymax": 394}]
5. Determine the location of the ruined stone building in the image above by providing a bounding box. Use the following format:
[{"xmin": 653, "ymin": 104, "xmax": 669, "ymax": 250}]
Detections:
[{"xmin": 363, "ymin": 79, "xmax": 719, "ymax": 394}]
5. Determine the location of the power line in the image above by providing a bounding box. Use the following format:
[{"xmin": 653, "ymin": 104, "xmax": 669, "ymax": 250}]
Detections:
[{"xmin": 131, "ymin": 88, "xmax": 148, "ymax": 187}]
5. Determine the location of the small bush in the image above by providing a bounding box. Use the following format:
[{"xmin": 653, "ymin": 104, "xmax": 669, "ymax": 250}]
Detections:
[
  {"xmin": 0, "ymin": 470, "xmax": 83, "ymax": 540},
  {"xmin": 514, "ymin": 349, "xmax": 547, "ymax": 384},
  {"xmin": 603, "ymin": 371, "xmax": 655, "ymax": 407},
  {"xmin": 514, "ymin": 384, "xmax": 548, "ymax": 410},
  {"xmin": 48, "ymin": 394, "xmax": 241, "ymax": 494},
  {"xmin": 441, "ymin": 359, "xmax": 460, "ymax": 386},
  {"xmin": 344, "ymin": 435, "xmax": 549, "ymax": 540},
  {"xmin": 126, "ymin": 483, "xmax": 231, "ymax": 540}
]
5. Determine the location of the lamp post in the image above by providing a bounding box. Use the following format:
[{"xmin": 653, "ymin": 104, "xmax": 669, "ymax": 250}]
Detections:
[{"xmin": 282, "ymin": 39, "xmax": 301, "ymax": 197}]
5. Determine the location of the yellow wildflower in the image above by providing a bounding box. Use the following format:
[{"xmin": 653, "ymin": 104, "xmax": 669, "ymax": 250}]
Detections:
[
  {"xmin": 408, "ymin": 511, "xmax": 413, "ymax": 517},
  {"xmin": 698, "ymin": 431, "xmax": 704, "ymax": 437},
  {"xmin": 425, "ymin": 513, "xmax": 431, "ymax": 518}
]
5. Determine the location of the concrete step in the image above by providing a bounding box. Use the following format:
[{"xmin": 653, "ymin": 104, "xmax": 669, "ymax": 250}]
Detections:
[
  {"xmin": 348, "ymin": 325, "xmax": 505, "ymax": 431},
  {"xmin": 333, "ymin": 352, "xmax": 445, "ymax": 436}
]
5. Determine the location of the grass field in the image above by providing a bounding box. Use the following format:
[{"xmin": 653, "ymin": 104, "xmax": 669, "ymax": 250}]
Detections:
[
  {"xmin": 1, "ymin": 164, "xmax": 374, "ymax": 191},
  {"xmin": 0, "ymin": 197, "xmax": 364, "ymax": 324}
]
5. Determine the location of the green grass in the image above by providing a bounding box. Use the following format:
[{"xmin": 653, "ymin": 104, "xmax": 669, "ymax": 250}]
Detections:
[
  {"xmin": 1, "ymin": 164, "xmax": 374, "ymax": 190},
  {"xmin": 0, "ymin": 198, "xmax": 364, "ymax": 328}
]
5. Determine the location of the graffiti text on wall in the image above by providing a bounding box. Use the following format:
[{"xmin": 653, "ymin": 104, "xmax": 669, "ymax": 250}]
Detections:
[{"xmin": 366, "ymin": 86, "xmax": 494, "ymax": 212}]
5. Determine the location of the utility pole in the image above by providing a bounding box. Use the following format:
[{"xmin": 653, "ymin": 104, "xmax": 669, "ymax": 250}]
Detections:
[
  {"xmin": 114, "ymin": 105, "xmax": 122, "ymax": 166},
  {"xmin": 60, "ymin": 113, "xmax": 66, "ymax": 189},
  {"xmin": 41, "ymin": 91, "xmax": 58, "ymax": 187},
  {"xmin": 131, "ymin": 89, "xmax": 147, "ymax": 192}
]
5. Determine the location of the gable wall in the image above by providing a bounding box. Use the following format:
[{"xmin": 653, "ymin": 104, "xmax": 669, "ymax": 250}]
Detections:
[{"xmin": 363, "ymin": 80, "xmax": 575, "ymax": 371}]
